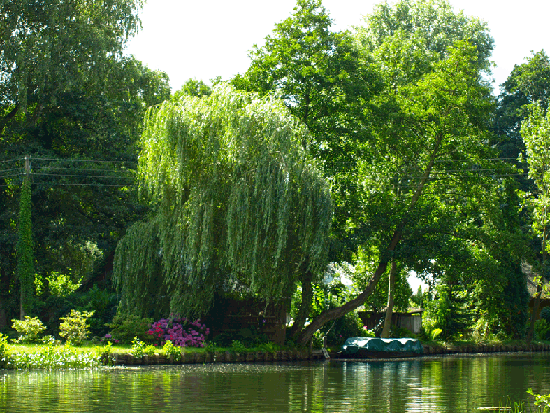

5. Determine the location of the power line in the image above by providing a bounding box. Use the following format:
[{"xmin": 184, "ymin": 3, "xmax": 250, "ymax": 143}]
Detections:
[
  {"xmin": 38, "ymin": 166, "xmax": 134, "ymax": 173},
  {"xmin": 33, "ymin": 173, "xmax": 133, "ymax": 179},
  {"xmin": 0, "ymin": 167, "xmax": 23, "ymax": 174},
  {"xmin": 31, "ymin": 157, "xmax": 136, "ymax": 164}
]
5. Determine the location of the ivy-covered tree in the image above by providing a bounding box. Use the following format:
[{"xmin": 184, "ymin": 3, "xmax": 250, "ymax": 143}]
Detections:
[
  {"xmin": 113, "ymin": 86, "xmax": 333, "ymax": 320},
  {"xmin": 16, "ymin": 174, "xmax": 34, "ymax": 319}
]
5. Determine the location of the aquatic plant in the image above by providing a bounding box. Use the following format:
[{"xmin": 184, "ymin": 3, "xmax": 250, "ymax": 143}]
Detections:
[
  {"xmin": 5, "ymin": 344, "xmax": 100, "ymax": 369},
  {"xmin": 162, "ymin": 340, "xmax": 181, "ymax": 360},
  {"xmin": 130, "ymin": 337, "xmax": 146, "ymax": 358}
]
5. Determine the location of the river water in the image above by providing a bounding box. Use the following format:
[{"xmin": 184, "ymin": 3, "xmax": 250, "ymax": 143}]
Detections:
[{"xmin": 1, "ymin": 353, "xmax": 549, "ymax": 412}]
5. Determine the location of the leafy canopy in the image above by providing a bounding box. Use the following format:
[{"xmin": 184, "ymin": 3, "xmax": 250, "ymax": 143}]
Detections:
[
  {"xmin": 231, "ymin": 0, "xmax": 380, "ymax": 245},
  {"xmin": 114, "ymin": 86, "xmax": 333, "ymax": 317}
]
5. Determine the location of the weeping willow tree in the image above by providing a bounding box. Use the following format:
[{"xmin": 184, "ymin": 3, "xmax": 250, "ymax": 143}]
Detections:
[{"xmin": 113, "ymin": 86, "xmax": 332, "ymax": 321}]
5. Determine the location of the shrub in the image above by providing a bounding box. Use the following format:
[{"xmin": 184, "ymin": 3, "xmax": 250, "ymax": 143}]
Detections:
[
  {"xmin": 148, "ymin": 316, "xmax": 210, "ymax": 348},
  {"xmin": 11, "ymin": 316, "xmax": 47, "ymax": 343},
  {"xmin": 323, "ymin": 311, "xmax": 366, "ymax": 346},
  {"xmin": 541, "ymin": 307, "xmax": 550, "ymax": 324},
  {"xmin": 534, "ymin": 319, "xmax": 550, "ymax": 341},
  {"xmin": 98, "ymin": 341, "xmax": 115, "ymax": 366},
  {"xmin": 59, "ymin": 309, "xmax": 94, "ymax": 346},
  {"xmin": 361, "ymin": 326, "xmax": 376, "ymax": 338},
  {"xmin": 78, "ymin": 285, "xmax": 117, "ymax": 336},
  {"xmin": 106, "ymin": 314, "xmax": 153, "ymax": 344},
  {"xmin": 0, "ymin": 333, "xmax": 9, "ymax": 368},
  {"xmin": 231, "ymin": 340, "xmax": 247, "ymax": 353},
  {"xmin": 257, "ymin": 342, "xmax": 280, "ymax": 353}
]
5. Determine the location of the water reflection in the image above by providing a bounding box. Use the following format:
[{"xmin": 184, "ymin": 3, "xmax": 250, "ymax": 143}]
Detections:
[{"xmin": 1, "ymin": 354, "xmax": 549, "ymax": 412}]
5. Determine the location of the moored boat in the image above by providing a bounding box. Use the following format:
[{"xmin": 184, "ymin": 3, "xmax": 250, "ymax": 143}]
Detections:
[{"xmin": 339, "ymin": 337, "xmax": 424, "ymax": 358}]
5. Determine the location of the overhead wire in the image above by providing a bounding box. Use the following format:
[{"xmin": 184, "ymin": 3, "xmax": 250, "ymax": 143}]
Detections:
[{"xmin": 0, "ymin": 156, "xmax": 540, "ymax": 188}]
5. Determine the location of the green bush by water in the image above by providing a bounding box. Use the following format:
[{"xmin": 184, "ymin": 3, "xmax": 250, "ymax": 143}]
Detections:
[
  {"xmin": 11, "ymin": 316, "xmax": 46, "ymax": 343},
  {"xmin": 105, "ymin": 314, "xmax": 153, "ymax": 344},
  {"xmin": 59, "ymin": 309, "xmax": 94, "ymax": 346}
]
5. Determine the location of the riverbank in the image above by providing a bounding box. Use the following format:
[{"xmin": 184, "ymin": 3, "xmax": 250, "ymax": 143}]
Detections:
[
  {"xmin": 100, "ymin": 341, "xmax": 550, "ymax": 366},
  {"xmin": 420, "ymin": 341, "xmax": 550, "ymax": 355},
  {"xmin": 3, "ymin": 340, "xmax": 550, "ymax": 369},
  {"xmin": 100, "ymin": 348, "xmax": 325, "ymax": 366}
]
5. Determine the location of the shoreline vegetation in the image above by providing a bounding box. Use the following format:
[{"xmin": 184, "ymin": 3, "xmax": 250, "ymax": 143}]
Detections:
[
  {"xmin": 2, "ymin": 339, "xmax": 550, "ymax": 370},
  {"xmin": 4, "ymin": 340, "xmax": 550, "ymax": 411}
]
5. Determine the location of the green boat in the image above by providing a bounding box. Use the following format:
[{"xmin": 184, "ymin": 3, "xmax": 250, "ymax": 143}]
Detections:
[{"xmin": 340, "ymin": 337, "xmax": 424, "ymax": 358}]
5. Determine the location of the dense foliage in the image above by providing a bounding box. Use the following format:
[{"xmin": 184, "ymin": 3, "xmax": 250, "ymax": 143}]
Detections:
[
  {"xmin": 113, "ymin": 86, "xmax": 332, "ymax": 320},
  {"xmin": 0, "ymin": 0, "xmax": 170, "ymax": 331},
  {"xmin": 2, "ymin": 0, "xmax": 545, "ymax": 346}
]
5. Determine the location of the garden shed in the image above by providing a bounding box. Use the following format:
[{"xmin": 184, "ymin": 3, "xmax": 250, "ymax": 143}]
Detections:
[
  {"xmin": 358, "ymin": 309, "xmax": 423, "ymax": 335},
  {"xmin": 202, "ymin": 295, "xmax": 289, "ymax": 345}
]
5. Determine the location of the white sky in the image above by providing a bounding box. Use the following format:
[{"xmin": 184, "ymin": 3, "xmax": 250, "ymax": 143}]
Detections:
[
  {"xmin": 125, "ymin": 0, "xmax": 550, "ymax": 95},
  {"xmin": 124, "ymin": 0, "xmax": 550, "ymax": 293}
]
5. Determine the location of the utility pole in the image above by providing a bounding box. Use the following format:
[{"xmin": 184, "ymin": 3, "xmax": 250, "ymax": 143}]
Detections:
[{"xmin": 24, "ymin": 155, "xmax": 30, "ymax": 177}]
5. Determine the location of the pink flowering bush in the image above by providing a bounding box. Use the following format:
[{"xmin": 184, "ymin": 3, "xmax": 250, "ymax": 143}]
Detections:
[{"xmin": 148, "ymin": 315, "xmax": 210, "ymax": 348}]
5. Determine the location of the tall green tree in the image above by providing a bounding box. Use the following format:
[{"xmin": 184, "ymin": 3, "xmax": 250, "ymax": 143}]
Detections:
[
  {"xmin": 495, "ymin": 51, "xmax": 550, "ymax": 340},
  {"xmin": 231, "ymin": 0, "xmax": 382, "ymax": 334},
  {"xmin": 113, "ymin": 86, "xmax": 333, "ymax": 319},
  {"xmin": 0, "ymin": 0, "xmax": 143, "ymax": 124},
  {"xmin": 494, "ymin": 51, "xmax": 550, "ymax": 161},
  {"xmin": 0, "ymin": 0, "xmax": 170, "ymax": 327},
  {"xmin": 232, "ymin": 0, "xmax": 380, "ymax": 244},
  {"xmin": 521, "ymin": 102, "xmax": 550, "ymax": 342},
  {"xmin": 295, "ymin": 39, "xmax": 495, "ymax": 345},
  {"xmin": 231, "ymin": 0, "xmax": 501, "ymax": 344},
  {"xmin": 345, "ymin": 0, "xmax": 524, "ymax": 342},
  {"xmin": 356, "ymin": 0, "xmax": 494, "ymax": 72}
]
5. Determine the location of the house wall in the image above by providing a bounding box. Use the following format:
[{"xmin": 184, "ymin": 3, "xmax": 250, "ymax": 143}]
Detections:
[{"xmin": 357, "ymin": 311, "xmax": 423, "ymax": 334}]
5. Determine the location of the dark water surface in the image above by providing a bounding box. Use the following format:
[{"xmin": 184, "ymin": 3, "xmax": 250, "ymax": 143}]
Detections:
[{"xmin": 1, "ymin": 353, "xmax": 549, "ymax": 412}]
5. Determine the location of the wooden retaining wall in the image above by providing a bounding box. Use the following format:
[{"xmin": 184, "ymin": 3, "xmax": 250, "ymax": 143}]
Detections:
[
  {"xmin": 420, "ymin": 342, "xmax": 550, "ymax": 355},
  {"xmin": 101, "ymin": 350, "xmax": 324, "ymax": 366},
  {"xmin": 101, "ymin": 344, "xmax": 550, "ymax": 366}
]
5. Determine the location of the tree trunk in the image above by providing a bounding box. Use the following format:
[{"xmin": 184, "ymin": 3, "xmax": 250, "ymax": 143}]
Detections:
[
  {"xmin": 527, "ymin": 222, "xmax": 547, "ymax": 343},
  {"xmin": 0, "ymin": 298, "xmax": 6, "ymax": 329},
  {"xmin": 381, "ymin": 260, "xmax": 397, "ymax": 338},
  {"xmin": 296, "ymin": 229, "xmax": 402, "ymax": 346},
  {"xmin": 290, "ymin": 270, "xmax": 314, "ymax": 338},
  {"xmin": 527, "ymin": 285, "xmax": 542, "ymax": 343}
]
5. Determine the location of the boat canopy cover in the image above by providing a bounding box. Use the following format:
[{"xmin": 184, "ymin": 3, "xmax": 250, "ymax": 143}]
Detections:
[{"xmin": 341, "ymin": 337, "xmax": 424, "ymax": 354}]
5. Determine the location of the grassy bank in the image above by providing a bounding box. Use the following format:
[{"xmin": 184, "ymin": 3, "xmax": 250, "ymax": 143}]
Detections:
[
  {"xmin": 3, "ymin": 338, "xmax": 550, "ymax": 370},
  {"xmin": 0, "ymin": 340, "xmax": 312, "ymax": 369}
]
